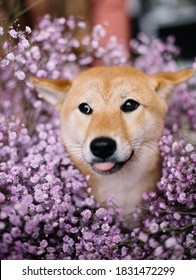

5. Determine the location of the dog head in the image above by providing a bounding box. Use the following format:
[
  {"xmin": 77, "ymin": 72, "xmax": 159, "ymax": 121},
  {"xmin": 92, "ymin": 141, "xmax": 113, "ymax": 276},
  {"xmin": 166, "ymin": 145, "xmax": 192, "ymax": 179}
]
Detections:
[{"xmin": 31, "ymin": 66, "xmax": 193, "ymax": 176}]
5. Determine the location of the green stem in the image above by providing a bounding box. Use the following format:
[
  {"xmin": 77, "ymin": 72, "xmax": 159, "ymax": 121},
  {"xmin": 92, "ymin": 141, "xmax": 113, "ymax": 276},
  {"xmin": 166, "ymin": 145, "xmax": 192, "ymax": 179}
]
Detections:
[
  {"xmin": 136, "ymin": 205, "xmax": 196, "ymax": 216},
  {"xmin": 164, "ymin": 223, "xmax": 195, "ymax": 232}
]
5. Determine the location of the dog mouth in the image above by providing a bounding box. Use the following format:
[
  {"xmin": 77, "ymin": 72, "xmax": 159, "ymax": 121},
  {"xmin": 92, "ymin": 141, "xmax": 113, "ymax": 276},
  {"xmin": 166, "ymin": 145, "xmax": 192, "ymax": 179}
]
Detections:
[{"xmin": 91, "ymin": 151, "xmax": 134, "ymax": 175}]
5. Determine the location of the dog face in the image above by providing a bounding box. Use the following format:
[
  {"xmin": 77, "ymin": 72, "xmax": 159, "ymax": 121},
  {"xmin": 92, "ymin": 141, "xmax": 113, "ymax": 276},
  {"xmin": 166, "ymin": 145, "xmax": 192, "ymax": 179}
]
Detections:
[{"xmin": 31, "ymin": 66, "xmax": 193, "ymax": 177}]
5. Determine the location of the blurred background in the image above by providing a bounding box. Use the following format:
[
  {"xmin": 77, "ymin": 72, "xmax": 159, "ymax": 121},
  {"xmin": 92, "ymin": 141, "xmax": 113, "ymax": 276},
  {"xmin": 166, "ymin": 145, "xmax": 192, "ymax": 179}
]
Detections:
[
  {"xmin": 0, "ymin": 0, "xmax": 196, "ymax": 62},
  {"xmin": 130, "ymin": 0, "xmax": 196, "ymax": 61}
]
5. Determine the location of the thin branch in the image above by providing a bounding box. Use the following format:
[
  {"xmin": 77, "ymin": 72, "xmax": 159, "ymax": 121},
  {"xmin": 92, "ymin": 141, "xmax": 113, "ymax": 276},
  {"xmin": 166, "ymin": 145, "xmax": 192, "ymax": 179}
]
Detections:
[
  {"xmin": 136, "ymin": 205, "xmax": 196, "ymax": 216},
  {"xmin": 14, "ymin": 0, "xmax": 46, "ymax": 20}
]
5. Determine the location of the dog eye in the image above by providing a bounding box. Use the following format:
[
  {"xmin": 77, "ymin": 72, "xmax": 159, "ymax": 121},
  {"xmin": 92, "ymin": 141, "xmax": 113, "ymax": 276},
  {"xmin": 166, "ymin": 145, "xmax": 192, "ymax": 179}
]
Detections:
[
  {"xmin": 121, "ymin": 99, "xmax": 140, "ymax": 113},
  {"xmin": 78, "ymin": 103, "xmax": 93, "ymax": 115}
]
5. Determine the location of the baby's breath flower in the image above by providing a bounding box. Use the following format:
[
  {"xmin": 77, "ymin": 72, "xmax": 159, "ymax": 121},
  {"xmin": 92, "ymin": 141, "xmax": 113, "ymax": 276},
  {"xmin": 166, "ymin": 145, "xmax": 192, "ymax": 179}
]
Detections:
[
  {"xmin": 138, "ymin": 232, "xmax": 148, "ymax": 243},
  {"xmin": 185, "ymin": 143, "xmax": 194, "ymax": 152},
  {"xmin": 0, "ymin": 26, "xmax": 4, "ymax": 36},
  {"xmin": 25, "ymin": 26, "xmax": 32, "ymax": 34},
  {"xmin": 1, "ymin": 59, "xmax": 9, "ymax": 68},
  {"xmin": 165, "ymin": 237, "xmax": 177, "ymax": 248},
  {"xmin": 15, "ymin": 70, "xmax": 26, "ymax": 80},
  {"xmin": 19, "ymin": 37, "xmax": 30, "ymax": 51},
  {"xmin": 78, "ymin": 21, "xmax": 86, "ymax": 29},
  {"xmin": 6, "ymin": 52, "xmax": 15, "ymax": 61},
  {"xmin": 149, "ymin": 223, "xmax": 159, "ymax": 233},
  {"xmin": 9, "ymin": 29, "xmax": 18, "ymax": 38},
  {"xmin": 0, "ymin": 192, "xmax": 5, "ymax": 203}
]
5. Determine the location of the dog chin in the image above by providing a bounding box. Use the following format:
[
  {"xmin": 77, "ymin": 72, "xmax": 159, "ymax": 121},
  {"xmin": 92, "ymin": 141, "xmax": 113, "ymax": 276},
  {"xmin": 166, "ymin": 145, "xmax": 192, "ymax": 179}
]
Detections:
[{"xmin": 90, "ymin": 151, "xmax": 134, "ymax": 175}]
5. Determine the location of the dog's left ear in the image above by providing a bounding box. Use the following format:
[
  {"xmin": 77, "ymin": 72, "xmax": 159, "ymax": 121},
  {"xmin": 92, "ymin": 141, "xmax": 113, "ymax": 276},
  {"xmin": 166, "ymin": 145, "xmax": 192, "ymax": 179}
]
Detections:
[
  {"xmin": 151, "ymin": 68, "xmax": 194, "ymax": 99},
  {"xmin": 30, "ymin": 77, "xmax": 72, "ymax": 107}
]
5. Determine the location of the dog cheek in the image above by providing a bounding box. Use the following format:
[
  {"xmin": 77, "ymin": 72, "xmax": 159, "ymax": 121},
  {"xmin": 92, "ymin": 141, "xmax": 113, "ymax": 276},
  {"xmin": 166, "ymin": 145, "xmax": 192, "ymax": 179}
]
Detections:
[
  {"xmin": 62, "ymin": 113, "xmax": 86, "ymax": 145},
  {"xmin": 127, "ymin": 112, "xmax": 146, "ymax": 142},
  {"xmin": 144, "ymin": 110, "xmax": 164, "ymax": 139}
]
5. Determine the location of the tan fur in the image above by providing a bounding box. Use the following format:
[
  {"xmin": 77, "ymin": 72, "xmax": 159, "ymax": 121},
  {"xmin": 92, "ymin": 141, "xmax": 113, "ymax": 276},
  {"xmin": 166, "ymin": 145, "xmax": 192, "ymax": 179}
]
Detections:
[{"xmin": 31, "ymin": 66, "xmax": 194, "ymax": 215}]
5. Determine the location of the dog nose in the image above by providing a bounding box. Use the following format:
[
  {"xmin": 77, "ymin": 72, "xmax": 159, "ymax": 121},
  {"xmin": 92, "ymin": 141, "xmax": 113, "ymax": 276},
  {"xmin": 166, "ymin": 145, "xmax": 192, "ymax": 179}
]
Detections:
[{"xmin": 90, "ymin": 137, "xmax": 117, "ymax": 159}]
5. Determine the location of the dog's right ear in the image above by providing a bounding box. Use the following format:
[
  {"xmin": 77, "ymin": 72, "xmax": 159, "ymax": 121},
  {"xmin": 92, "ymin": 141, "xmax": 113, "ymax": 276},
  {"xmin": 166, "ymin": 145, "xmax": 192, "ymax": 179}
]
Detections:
[
  {"xmin": 30, "ymin": 77, "xmax": 72, "ymax": 107},
  {"xmin": 150, "ymin": 68, "xmax": 194, "ymax": 99}
]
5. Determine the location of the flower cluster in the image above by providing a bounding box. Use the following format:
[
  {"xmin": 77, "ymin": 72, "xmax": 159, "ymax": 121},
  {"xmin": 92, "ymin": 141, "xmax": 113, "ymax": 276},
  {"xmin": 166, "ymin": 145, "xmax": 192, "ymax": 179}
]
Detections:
[
  {"xmin": 0, "ymin": 15, "xmax": 195, "ymax": 259},
  {"xmin": 129, "ymin": 127, "xmax": 195, "ymax": 259},
  {"xmin": 0, "ymin": 114, "xmax": 127, "ymax": 259},
  {"xmin": 131, "ymin": 33, "xmax": 179, "ymax": 73},
  {"xmin": 0, "ymin": 15, "xmax": 129, "ymax": 119}
]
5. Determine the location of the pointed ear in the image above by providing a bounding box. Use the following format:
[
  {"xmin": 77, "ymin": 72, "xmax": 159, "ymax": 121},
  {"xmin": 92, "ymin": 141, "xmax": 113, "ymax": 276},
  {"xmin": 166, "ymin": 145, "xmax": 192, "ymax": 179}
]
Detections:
[
  {"xmin": 30, "ymin": 77, "xmax": 72, "ymax": 106},
  {"xmin": 151, "ymin": 68, "xmax": 194, "ymax": 99}
]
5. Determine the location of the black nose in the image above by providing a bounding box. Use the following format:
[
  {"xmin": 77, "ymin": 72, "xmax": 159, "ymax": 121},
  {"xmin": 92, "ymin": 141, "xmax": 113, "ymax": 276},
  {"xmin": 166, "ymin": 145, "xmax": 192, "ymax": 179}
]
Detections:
[{"xmin": 90, "ymin": 137, "xmax": 117, "ymax": 159}]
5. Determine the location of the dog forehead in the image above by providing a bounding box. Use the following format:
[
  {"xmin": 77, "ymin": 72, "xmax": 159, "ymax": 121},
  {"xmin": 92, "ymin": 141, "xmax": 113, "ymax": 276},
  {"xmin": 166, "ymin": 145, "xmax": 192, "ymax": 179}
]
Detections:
[
  {"xmin": 72, "ymin": 66, "xmax": 154, "ymax": 103},
  {"xmin": 75, "ymin": 66, "xmax": 150, "ymax": 85}
]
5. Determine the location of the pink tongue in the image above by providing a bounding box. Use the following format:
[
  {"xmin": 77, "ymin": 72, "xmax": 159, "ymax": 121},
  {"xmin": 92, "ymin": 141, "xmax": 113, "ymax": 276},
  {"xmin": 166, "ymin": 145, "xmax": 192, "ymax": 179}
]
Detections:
[{"xmin": 94, "ymin": 162, "xmax": 115, "ymax": 171}]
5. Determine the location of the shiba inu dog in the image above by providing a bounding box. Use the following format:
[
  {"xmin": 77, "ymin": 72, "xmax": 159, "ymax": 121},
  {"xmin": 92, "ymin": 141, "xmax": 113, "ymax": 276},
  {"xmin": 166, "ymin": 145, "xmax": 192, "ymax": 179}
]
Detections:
[{"xmin": 31, "ymin": 66, "xmax": 193, "ymax": 214}]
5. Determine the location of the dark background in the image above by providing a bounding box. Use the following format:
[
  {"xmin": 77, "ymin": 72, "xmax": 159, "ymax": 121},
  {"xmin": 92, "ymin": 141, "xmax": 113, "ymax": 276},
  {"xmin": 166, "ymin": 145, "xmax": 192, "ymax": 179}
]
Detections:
[{"xmin": 130, "ymin": 0, "xmax": 196, "ymax": 60}]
